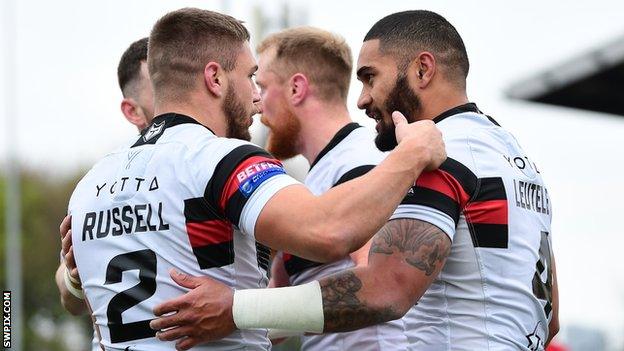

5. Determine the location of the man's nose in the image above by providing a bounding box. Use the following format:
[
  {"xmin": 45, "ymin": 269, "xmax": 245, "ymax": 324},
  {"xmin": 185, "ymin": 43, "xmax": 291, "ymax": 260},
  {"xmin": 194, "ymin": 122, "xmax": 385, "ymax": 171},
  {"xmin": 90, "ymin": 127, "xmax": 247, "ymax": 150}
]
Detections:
[{"xmin": 357, "ymin": 90, "xmax": 372, "ymax": 110}]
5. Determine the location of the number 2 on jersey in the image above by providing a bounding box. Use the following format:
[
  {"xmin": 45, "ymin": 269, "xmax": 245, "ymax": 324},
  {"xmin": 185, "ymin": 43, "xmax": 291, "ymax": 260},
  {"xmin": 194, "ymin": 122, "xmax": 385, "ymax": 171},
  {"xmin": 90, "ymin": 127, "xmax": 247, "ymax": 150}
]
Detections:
[{"xmin": 105, "ymin": 249, "xmax": 157, "ymax": 343}]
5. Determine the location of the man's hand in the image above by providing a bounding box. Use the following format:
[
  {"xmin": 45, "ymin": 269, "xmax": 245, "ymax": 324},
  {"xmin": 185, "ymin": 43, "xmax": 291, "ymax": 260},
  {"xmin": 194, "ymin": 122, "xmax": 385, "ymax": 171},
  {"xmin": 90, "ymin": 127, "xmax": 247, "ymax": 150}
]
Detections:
[
  {"xmin": 392, "ymin": 111, "xmax": 446, "ymax": 171},
  {"xmin": 59, "ymin": 215, "xmax": 80, "ymax": 283},
  {"xmin": 56, "ymin": 215, "xmax": 87, "ymax": 314},
  {"xmin": 150, "ymin": 270, "xmax": 236, "ymax": 350}
]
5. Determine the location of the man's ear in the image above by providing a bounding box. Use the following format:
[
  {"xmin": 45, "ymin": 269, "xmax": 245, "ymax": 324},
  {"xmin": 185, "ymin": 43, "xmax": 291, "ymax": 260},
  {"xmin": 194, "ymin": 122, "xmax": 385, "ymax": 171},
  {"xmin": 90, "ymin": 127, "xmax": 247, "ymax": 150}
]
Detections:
[
  {"xmin": 121, "ymin": 98, "xmax": 148, "ymax": 131},
  {"xmin": 410, "ymin": 51, "xmax": 436, "ymax": 89},
  {"xmin": 204, "ymin": 62, "xmax": 225, "ymax": 97},
  {"xmin": 289, "ymin": 73, "xmax": 309, "ymax": 106}
]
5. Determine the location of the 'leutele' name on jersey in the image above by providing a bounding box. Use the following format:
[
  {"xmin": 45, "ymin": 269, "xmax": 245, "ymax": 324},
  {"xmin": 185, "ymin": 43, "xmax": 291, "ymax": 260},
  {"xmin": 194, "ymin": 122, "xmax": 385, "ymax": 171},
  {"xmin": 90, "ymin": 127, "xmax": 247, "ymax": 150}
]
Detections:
[{"xmin": 82, "ymin": 202, "xmax": 170, "ymax": 241}]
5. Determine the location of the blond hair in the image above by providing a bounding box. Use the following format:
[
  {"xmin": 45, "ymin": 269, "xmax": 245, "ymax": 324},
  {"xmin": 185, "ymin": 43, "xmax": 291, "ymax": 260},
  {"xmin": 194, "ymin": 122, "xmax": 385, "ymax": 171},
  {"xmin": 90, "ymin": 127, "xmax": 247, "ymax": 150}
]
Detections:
[{"xmin": 258, "ymin": 26, "xmax": 352, "ymax": 102}]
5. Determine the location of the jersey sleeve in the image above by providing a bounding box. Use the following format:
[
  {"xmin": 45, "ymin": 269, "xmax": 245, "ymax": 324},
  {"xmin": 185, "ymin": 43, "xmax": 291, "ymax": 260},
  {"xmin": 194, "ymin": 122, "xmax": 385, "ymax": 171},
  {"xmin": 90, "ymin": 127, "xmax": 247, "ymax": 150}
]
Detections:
[
  {"xmin": 391, "ymin": 150, "xmax": 478, "ymax": 241},
  {"xmin": 204, "ymin": 144, "xmax": 299, "ymax": 237}
]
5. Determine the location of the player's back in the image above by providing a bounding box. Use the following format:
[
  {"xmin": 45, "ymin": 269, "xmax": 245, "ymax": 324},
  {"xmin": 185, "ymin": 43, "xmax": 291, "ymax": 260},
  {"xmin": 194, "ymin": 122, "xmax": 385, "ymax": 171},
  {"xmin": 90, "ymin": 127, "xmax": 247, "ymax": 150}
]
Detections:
[
  {"xmin": 69, "ymin": 114, "xmax": 271, "ymax": 350},
  {"xmin": 401, "ymin": 104, "xmax": 554, "ymax": 350}
]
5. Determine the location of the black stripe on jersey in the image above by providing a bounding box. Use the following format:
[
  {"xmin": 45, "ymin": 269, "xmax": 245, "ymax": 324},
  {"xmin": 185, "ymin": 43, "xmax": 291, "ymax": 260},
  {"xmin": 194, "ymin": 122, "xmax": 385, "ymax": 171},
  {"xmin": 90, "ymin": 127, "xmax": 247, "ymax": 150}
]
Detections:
[
  {"xmin": 204, "ymin": 144, "xmax": 273, "ymax": 214},
  {"xmin": 184, "ymin": 197, "xmax": 234, "ymax": 269},
  {"xmin": 256, "ymin": 242, "xmax": 271, "ymax": 271},
  {"xmin": 469, "ymin": 223, "xmax": 508, "ymax": 248},
  {"xmin": 439, "ymin": 158, "xmax": 478, "ymax": 199},
  {"xmin": 473, "ymin": 177, "xmax": 507, "ymax": 201},
  {"xmin": 432, "ymin": 103, "xmax": 481, "ymax": 124},
  {"xmin": 310, "ymin": 123, "xmax": 361, "ymax": 170},
  {"xmin": 284, "ymin": 256, "xmax": 323, "ymax": 277},
  {"xmin": 543, "ymin": 299, "xmax": 552, "ymax": 317},
  {"xmin": 334, "ymin": 165, "xmax": 375, "ymax": 186},
  {"xmin": 401, "ymin": 187, "xmax": 461, "ymax": 225},
  {"xmin": 431, "ymin": 103, "xmax": 500, "ymax": 128},
  {"xmin": 109, "ymin": 320, "xmax": 156, "ymax": 343},
  {"xmin": 224, "ymin": 191, "xmax": 247, "ymax": 229},
  {"xmin": 486, "ymin": 115, "xmax": 501, "ymax": 127},
  {"xmin": 184, "ymin": 197, "xmax": 222, "ymax": 222},
  {"xmin": 131, "ymin": 113, "xmax": 214, "ymax": 148},
  {"xmin": 192, "ymin": 242, "xmax": 235, "ymax": 269}
]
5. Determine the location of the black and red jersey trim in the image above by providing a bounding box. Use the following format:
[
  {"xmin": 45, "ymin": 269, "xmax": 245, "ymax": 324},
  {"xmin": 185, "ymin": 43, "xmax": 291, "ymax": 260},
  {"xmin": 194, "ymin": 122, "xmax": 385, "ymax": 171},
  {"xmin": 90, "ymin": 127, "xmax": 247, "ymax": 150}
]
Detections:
[
  {"xmin": 183, "ymin": 197, "xmax": 234, "ymax": 269},
  {"xmin": 401, "ymin": 187, "xmax": 462, "ymax": 224},
  {"xmin": 465, "ymin": 177, "xmax": 509, "ymax": 248},
  {"xmin": 204, "ymin": 144, "xmax": 276, "ymax": 226},
  {"xmin": 401, "ymin": 158, "xmax": 509, "ymax": 249},
  {"xmin": 439, "ymin": 158, "xmax": 478, "ymax": 196},
  {"xmin": 402, "ymin": 157, "xmax": 477, "ymax": 225}
]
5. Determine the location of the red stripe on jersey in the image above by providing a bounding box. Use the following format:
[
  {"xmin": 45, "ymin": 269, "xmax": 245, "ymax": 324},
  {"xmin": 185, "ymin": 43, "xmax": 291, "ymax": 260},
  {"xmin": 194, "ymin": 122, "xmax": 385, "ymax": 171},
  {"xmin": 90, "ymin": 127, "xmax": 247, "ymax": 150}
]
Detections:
[
  {"xmin": 219, "ymin": 156, "xmax": 282, "ymax": 211},
  {"xmin": 186, "ymin": 220, "xmax": 233, "ymax": 247},
  {"xmin": 416, "ymin": 170, "xmax": 471, "ymax": 208},
  {"xmin": 465, "ymin": 200, "xmax": 508, "ymax": 225}
]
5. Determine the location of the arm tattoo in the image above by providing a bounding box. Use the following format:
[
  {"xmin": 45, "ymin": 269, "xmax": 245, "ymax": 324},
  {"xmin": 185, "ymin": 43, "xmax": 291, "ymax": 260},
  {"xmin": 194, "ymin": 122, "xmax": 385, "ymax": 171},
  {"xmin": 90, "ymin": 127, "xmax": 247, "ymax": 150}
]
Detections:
[
  {"xmin": 320, "ymin": 271, "xmax": 400, "ymax": 332},
  {"xmin": 370, "ymin": 219, "xmax": 450, "ymax": 276},
  {"xmin": 320, "ymin": 219, "xmax": 450, "ymax": 332}
]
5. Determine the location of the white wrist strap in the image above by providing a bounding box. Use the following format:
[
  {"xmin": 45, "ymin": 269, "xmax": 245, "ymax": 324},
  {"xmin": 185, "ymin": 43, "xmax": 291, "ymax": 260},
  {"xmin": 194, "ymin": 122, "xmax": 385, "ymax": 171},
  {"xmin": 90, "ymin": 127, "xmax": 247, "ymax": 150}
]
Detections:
[
  {"xmin": 64, "ymin": 267, "xmax": 84, "ymax": 300},
  {"xmin": 233, "ymin": 281, "xmax": 324, "ymax": 333}
]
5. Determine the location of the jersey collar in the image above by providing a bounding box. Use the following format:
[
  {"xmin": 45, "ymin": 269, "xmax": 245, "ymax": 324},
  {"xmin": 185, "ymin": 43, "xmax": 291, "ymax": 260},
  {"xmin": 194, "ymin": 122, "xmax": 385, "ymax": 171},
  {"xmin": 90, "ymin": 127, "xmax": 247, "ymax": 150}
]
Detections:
[
  {"xmin": 309, "ymin": 122, "xmax": 362, "ymax": 170},
  {"xmin": 431, "ymin": 102, "xmax": 501, "ymax": 127},
  {"xmin": 132, "ymin": 113, "xmax": 216, "ymax": 148},
  {"xmin": 150, "ymin": 113, "xmax": 216, "ymax": 133},
  {"xmin": 432, "ymin": 103, "xmax": 481, "ymax": 124}
]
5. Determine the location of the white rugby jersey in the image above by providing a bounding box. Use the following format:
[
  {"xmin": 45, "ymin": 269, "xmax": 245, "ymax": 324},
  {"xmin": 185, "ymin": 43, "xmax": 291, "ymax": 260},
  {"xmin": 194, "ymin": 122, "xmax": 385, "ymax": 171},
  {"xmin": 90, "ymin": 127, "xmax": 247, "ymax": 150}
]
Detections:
[
  {"xmin": 69, "ymin": 113, "xmax": 298, "ymax": 351},
  {"xmin": 281, "ymin": 123, "xmax": 409, "ymax": 351},
  {"xmin": 396, "ymin": 103, "xmax": 554, "ymax": 351}
]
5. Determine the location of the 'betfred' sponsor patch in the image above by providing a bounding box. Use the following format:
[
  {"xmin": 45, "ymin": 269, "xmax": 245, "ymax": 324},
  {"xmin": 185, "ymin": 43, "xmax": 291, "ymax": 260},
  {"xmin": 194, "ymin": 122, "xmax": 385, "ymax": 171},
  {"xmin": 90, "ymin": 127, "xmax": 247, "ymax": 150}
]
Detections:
[{"xmin": 236, "ymin": 160, "xmax": 286, "ymax": 198}]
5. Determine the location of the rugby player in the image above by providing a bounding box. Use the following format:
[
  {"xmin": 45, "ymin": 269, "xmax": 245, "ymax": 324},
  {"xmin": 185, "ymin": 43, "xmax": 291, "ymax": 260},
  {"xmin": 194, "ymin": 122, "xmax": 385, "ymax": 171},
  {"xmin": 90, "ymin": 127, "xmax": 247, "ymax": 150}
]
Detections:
[
  {"xmin": 64, "ymin": 8, "xmax": 445, "ymax": 351},
  {"xmin": 56, "ymin": 37, "xmax": 153, "ymax": 350},
  {"xmin": 256, "ymin": 27, "xmax": 409, "ymax": 350},
  {"xmin": 152, "ymin": 10, "xmax": 560, "ymax": 351}
]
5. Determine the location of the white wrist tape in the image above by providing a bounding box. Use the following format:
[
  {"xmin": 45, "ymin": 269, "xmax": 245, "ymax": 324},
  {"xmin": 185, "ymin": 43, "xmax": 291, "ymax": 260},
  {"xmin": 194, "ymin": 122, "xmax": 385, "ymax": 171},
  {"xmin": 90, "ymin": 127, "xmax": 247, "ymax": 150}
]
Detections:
[
  {"xmin": 64, "ymin": 268, "xmax": 84, "ymax": 300},
  {"xmin": 66, "ymin": 267, "xmax": 81, "ymax": 285},
  {"xmin": 232, "ymin": 281, "xmax": 324, "ymax": 333}
]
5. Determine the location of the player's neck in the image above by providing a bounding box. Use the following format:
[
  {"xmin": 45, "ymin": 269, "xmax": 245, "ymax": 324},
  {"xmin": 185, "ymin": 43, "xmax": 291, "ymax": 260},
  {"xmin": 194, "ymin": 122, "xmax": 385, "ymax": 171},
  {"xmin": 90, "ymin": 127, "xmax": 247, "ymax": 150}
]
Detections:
[
  {"xmin": 298, "ymin": 102, "xmax": 353, "ymax": 165},
  {"xmin": 154, "ymin": 95, "xmax": 227, "ymax": 136},
  {"xmin": 418, "ymin": 88, "xmax": 469, "ymax": 122}
]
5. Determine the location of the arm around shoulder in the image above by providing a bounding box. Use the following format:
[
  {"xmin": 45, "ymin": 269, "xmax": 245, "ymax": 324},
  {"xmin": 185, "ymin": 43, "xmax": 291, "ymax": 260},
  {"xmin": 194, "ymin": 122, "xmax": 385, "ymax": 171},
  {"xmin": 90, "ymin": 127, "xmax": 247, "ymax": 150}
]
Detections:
[{"xmin": 254, "ymin": 121, "xmax": 446, "ymax": 263}]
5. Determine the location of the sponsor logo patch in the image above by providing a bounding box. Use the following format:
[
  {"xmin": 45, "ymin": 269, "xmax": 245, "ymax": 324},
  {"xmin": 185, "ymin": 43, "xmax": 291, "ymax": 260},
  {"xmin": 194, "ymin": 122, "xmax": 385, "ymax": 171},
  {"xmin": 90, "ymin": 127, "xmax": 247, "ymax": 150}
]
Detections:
[{"xmin": 236, "ymin": 161, "xmax": 285, "ymax": 198}]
